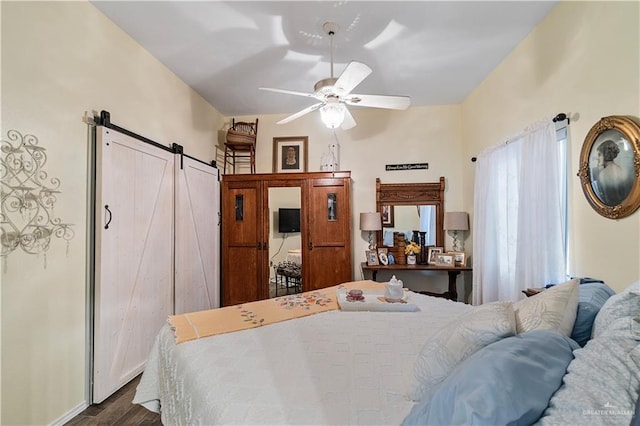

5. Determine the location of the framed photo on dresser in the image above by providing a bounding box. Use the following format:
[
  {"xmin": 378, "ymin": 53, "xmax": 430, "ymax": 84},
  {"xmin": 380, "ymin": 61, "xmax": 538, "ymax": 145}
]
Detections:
[
  {"xmin": 448, "ymin": 251, "xmax": 466, "ymax": 267},
  {"xmin": 435, "ymin": 253, "xmax": 454, "ymax": 266},
  {"xmin": 377, "ymin": 248, "xmax": 389, "ymax": 266},
  {"xmin": 427, "ymin": 246, "xmax": 443, "ymax": 265},
  {"xmin": 366, "ymin": 250, "xmax": 379, "ymax": 266}
]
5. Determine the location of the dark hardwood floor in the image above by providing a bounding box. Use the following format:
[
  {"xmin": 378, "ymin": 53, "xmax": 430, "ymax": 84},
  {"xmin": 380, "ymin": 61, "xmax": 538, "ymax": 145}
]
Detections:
[{"xmin": 65, "ymin": 375, "xmax": 162, "ymax": 425}]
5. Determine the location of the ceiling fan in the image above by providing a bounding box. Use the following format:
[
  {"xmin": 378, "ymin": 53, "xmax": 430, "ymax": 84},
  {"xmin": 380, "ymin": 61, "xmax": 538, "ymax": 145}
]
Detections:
[{"xmin": 259, "ymin": 22, "xmax": 411, "ymax": 130}]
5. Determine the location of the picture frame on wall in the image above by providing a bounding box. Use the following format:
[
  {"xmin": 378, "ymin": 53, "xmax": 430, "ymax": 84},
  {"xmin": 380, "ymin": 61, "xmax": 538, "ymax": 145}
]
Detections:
[
  {"xmin": 578, "ymin": 115, "xmax": 640, "ymax": 219},
  {"xmin": 381, "ymin": 205, "xmax": 394, "ymax": 227},
  {"xmin": 273, "ymin": 136, "xmax": 308, "ymax": 173}
]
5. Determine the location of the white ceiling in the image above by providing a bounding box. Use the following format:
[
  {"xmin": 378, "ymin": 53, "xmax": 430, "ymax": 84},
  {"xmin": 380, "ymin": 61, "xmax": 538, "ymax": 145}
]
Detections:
[{"xmin": 91, "ymin": 1, "xmax": 557, "ymax": 118}]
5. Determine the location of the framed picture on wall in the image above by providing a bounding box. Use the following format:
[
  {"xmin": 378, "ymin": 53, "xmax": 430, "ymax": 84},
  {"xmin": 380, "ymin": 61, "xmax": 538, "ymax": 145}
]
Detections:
[
  {"xmin": 578, "ymin": 115, "xmax": 640, "ymax": 219},
  {"xmin": 381, "ymin": 205, "xmax": 394, "ymax": 227},
  {"xmin": 273, "ymin": 136, "xmax": 308, "ymax": 173}
]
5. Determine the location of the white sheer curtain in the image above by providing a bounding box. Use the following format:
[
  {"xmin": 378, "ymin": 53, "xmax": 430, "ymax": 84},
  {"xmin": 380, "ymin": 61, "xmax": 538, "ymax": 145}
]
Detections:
[
  {"xmin": 419, "ymin": 206, "xmax": 436, "ymax": 246},
  {"xmin": 472, "ymin": 120, "xmax": 567, "ymax": 304}
]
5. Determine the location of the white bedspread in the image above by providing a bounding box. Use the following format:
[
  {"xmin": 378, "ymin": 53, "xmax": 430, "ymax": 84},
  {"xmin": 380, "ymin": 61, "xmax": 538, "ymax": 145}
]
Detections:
[{"xmin": 133, "ymin": 292, "xmax": 472, "ymax": 425}]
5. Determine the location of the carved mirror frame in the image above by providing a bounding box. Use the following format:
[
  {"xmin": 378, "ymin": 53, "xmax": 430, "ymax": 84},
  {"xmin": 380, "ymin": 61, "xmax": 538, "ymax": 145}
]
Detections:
[
  {"xmin": 578, "ymin": 115, "xmax": 640, "ymax": 219},
  {"xmin": 375, "ymin": 177, "xmax": 445, "ymax": 248}
]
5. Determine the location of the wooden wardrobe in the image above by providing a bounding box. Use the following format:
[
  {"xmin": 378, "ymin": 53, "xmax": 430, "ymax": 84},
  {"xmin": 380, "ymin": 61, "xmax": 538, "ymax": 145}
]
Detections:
[{"xmin": 222, "ymin": 171, "xmax": 352, "ymax": 306}]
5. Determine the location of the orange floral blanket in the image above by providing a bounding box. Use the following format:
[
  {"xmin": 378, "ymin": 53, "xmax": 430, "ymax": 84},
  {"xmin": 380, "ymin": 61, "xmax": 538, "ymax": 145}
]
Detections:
[{"xmin": 169, "ymin": 280, "xmax": 384, "ymax": 343}]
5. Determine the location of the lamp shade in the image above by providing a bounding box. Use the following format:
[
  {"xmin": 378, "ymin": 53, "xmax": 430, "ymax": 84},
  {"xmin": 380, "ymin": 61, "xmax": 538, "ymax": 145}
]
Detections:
[
  {"xmin": 443, "ymin": 212, "xmax": 469, "ymax": 231},
  {"xmin": 359, "ymin": 212, "xmax": 382, "ymax": 231}
]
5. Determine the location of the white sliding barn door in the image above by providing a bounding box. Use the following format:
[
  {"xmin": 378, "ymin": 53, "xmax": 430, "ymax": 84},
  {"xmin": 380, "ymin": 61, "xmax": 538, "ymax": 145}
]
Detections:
[
  {"xmin": 93, "ymin": 127, "xmax": 174, "ymax": 403},
  {"xmin": 174, "ymin": 155, "xmax": 220, "ymax": 314}
]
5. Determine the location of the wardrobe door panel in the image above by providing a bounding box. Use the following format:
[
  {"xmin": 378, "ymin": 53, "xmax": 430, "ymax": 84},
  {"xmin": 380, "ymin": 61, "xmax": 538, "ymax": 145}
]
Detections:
[
  {"xmin": 222, "ymin": 182, "xmax": 262, "ymax": 305},
  {"xmin": 306, "ymin": 247, "xmax": 351, "ymax": 288},
  {"xmin": 305, "ymin": 177, "xmax": 352, "ymax": 290},
  {"xmin": 224, "ymin": 246, "xmax": 260, "ymax": 304},
  {"xmin": 93, "ymin": 127, "xmax": 174, "ymax": 403},
  {"xmin": 174, "ymin": 157, "xmax": 220, "ymax": 315}
]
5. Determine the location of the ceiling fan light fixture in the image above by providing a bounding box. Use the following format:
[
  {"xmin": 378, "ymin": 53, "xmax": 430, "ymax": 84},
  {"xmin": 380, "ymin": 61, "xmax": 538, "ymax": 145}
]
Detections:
[{"xmin": 320, "ymin": 102, "xmax": 346, "ymax": 129}]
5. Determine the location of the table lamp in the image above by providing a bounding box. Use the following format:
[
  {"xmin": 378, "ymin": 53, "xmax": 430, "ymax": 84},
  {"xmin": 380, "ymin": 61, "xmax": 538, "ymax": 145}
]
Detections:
[
  {"xmin": 444, "ymin": 212, "xmax": 469, "ymax": 252},
  {"xmin": 359, "ymin": 212, "xmax": 382, "ymax": 250}
]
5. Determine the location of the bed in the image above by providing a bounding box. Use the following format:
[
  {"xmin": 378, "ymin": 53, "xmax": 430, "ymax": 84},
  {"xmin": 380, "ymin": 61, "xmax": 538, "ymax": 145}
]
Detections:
[{"xmin": 133, "ymin": 279, "xmax": 640, "ymax": 425}]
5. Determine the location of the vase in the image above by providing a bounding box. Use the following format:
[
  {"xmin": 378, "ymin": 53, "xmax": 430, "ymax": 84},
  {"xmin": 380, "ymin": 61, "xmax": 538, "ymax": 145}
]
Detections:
[
  {"xmin": 419, "ymin": 231, "xmax": 427, "ymax": 264},
  {"xmin": 407, "ymin": 254, "xmax": 417, "ymax": 265}
]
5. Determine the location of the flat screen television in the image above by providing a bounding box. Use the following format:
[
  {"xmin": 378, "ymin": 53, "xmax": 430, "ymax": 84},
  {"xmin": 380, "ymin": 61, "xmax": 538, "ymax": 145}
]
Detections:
[{"xmin": 278, "ymin": 208, "xmax": 301, "ymax": 233}]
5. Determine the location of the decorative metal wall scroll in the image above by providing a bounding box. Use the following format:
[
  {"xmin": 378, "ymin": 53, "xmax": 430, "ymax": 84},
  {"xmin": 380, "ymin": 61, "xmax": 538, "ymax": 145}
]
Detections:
[
  {"xmin": 1, "ymin": 130, "xmax": 74, "ymax": 260},
  {"xmin": 578, "ymin": 116, "xmax": 640, "ymax": 219}
]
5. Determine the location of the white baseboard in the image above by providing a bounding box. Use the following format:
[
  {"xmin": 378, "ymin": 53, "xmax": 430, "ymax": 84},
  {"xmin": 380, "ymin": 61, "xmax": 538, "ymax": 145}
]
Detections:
[{"xmin": 50, "ymin": 401, "xmax": 88, "ymax": 426}]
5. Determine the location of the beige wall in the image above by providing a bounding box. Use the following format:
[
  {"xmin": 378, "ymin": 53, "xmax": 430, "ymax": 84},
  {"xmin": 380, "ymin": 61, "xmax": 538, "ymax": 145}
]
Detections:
[
  {"xmin": 461, "ymin": 1, "xmax": 640, "ymax": 292},
  {"xmin": 1, "ymin": 2, "xmax": 223, "ymax": 424}
]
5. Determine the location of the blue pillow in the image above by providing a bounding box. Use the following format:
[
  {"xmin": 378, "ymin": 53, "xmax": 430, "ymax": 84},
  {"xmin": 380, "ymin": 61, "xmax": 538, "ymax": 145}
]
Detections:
[
  {"xmin": 402, "ymin": 330, "xmax": 578, "ymax": 426},
  {"xmin": 570, "ymin": 282, "xmax": 615, "ymax": 346},
  {"xmin": 576, "ymin": 277, "xmax": 605, "ymax": 285},
  {"xmin": 632, "ymin": 392, "xmax": 640, "ymax": 426}
]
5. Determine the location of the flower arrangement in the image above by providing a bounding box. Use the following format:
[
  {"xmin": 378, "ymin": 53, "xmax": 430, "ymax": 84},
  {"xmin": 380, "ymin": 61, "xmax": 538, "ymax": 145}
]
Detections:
[{"xmin": 404, "ymin": 241, "xmax": 421, "ymax": 255}]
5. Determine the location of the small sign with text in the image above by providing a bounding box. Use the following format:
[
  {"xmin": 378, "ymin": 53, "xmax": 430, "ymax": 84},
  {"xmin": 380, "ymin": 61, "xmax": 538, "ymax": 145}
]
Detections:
[{"xmin": 385, "ymin": 163, "xmax": 428, "ymax": 171}]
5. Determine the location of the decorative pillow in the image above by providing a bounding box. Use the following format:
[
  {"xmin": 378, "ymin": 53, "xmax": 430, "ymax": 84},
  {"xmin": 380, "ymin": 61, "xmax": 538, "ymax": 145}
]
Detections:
[
  {"xmin": 570, "ymin": 282, "xmax": 615, "ymax": 346},
  {"xmin": 402, "ymin": 330, "xmax": 578, "ymax": 426},
  {"xmin": 591, "ymin": 280, "xmax": 640, "ymax": 339},
  {"xmin": 536, "ymin": 324, "xmax": 640, "ymax": 425},
  {"xmin": 514, "ymin": 278, "xmax": 579, "ymax": 336},
  {"xmin": 409, "ymin": 301, "xmax": 515, "ymax": 402}
]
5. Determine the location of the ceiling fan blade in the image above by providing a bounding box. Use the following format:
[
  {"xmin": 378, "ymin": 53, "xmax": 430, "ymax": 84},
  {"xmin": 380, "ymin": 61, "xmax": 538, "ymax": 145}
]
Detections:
[
  {"xmin": 341, "ymin": 107, "xmax": 357, "ymax": 130},
  {"xmin": 333, "ymin": 61, "xmax": 372, "ymax": 96},
  {"xmin": 277, "ymin": 103, "xmax": 324, "ymax": 124},
  {"xmin": 344, "ymin": 94, "xmax": 411, "ymax": 110},
  {"xmin": 259, "ymin": 87, "xmax": 316, "ymax": 98}
]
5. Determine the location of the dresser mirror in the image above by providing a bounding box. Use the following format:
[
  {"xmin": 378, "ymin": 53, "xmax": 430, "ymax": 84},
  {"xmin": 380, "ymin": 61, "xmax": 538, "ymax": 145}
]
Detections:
[{"xmin": 375, "ymin": 177, "xmax": 445, "ymax": 249}]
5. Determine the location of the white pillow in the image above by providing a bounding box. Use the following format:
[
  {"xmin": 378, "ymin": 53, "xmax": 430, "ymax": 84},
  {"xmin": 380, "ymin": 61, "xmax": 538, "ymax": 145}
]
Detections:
[
  {"xmin": 409, "ymin": 301, "xmax": 516, "ymax": 401},
  {"xmin": 538, "ymin": 319, "xmax": 640, "ymax": 425},
  {"xmin": 591, "ymin": 280, "xmax": 640, "ymax": 339},
  {"xmin": 514, "ymin": 278, "xmax": 579, "ymax": 336}
]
